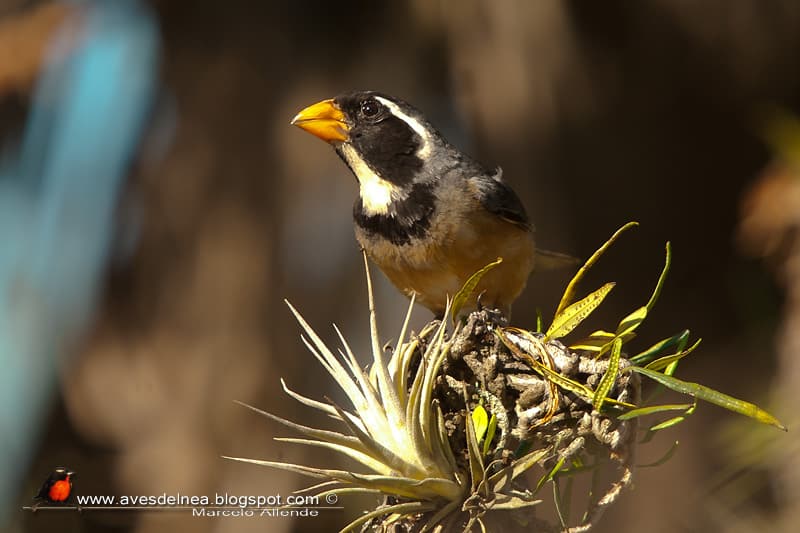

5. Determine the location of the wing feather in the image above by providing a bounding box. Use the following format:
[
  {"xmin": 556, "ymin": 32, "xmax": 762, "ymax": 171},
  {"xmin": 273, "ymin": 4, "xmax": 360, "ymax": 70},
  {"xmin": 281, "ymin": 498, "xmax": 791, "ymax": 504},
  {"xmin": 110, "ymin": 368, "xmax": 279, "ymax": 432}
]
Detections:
[{"xmin": 469, "ymin": 168, "xmax": 532, "ymax": 232}]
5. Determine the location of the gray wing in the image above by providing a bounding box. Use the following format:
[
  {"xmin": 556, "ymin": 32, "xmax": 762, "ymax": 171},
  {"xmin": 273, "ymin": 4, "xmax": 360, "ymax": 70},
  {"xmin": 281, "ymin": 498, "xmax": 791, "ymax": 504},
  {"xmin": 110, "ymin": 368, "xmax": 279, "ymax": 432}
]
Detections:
[{"xmin": 470, "ymin": 168, "xmax": 532, "ymax": 232}]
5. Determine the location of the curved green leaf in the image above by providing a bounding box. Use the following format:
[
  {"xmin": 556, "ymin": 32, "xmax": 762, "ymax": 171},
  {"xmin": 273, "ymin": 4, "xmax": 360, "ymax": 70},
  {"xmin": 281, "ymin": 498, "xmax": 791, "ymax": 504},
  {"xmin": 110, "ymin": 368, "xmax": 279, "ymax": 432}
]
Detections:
[
  {"xmin": 451, "ymin": 257, "xmax": 503, "ymax": 321},
  {"xmin": 490, "ymin": 493, "xmax": 543, "ymax": 510},
  {"xmin": 644, "ymin": 338, "xmax": 702, "ymax": 371},
  {"xmin": 649, "ymin": 414, "xmax": 692, "ymax": 431},
  {"xmin": 546, "ymin": 283, "xmax": 615, "ymax": 340},
  {"xmin": 630, "ymin": 330, "xmax": 690, "ymax": 366},
  {"xmin": 615, "ymin": 306, "xmax": 647, "ymax": 337},
  {"xmin": 638, "ymin": 440, "xmax": 680, "ymax": 468},
  {"xmin": 593, "ymin": 337, "xmax": 622, "ymax": 411},
  {"xmin": 483, "ymin": 414, "xmax": 498, "ymax": 456},
  {"xmin": 629, "ymin": 366, "xmax": 787, "ymax": 431},
  {"xmin": 472, "ymin": 404, "xmax": 489, "ymax": 443},
  {"xmin": 554, "ymin": 221, "xmax": 638, "ymax": 317},
  {"xmin": 535, "ymin": 456, "xmax": 566, "ymax": 494},
  {"xmin": 488, "ymin": 447, "xmax": 552, "ymax": 491},
  {"xmin": 569, "ymin": 330, "xmax": 616, "ymax": 352},
  {"xmin": 646, "ymin": 242, "xmax": 672, "ymax": 312},
  {"xmin": 617, "ymin": 403, "xmax": 694, "ymax": 421},
  {"xmin": 464, "ymin": 400, "xmax": 486, "ymax": 491}
]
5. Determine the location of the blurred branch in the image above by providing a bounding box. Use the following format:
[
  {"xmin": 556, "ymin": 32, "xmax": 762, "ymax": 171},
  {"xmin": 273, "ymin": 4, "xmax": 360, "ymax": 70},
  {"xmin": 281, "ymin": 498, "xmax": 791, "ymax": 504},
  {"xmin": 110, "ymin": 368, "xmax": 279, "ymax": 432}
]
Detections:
[
  {"xmin": 0, "ymin": 3, "xmax": 72, "ymax": 96},
  {"xmin": 737, "ymin": 116, "xmax": 800, "ymax": 532},
  {"xmin": 0, "ymin": 1, "xmax": 159, "ymax": 526}
]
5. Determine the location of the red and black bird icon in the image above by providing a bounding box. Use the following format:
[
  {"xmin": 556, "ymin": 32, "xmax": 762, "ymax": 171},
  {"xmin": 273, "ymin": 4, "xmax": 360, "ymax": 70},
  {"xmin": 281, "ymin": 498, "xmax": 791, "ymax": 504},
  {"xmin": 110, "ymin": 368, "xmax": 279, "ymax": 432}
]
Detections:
[{"xmin": 34, "ymin": 467, "xmax": 75, "ymax": 505}]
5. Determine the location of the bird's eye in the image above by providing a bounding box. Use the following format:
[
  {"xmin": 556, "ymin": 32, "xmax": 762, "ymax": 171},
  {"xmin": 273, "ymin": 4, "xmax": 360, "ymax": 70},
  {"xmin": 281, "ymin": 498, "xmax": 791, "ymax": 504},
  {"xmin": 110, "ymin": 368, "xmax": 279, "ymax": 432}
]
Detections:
[{"xmin": 360, "ymin": 99, "xmax": 380, "ymax": 118}]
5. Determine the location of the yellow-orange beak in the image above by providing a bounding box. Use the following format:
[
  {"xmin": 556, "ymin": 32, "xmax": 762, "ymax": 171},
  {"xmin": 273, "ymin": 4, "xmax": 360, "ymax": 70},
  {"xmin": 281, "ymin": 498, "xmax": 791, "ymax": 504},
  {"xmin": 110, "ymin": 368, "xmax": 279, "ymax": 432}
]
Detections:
[{"xmin": 291, "ymin": 98, "xmax": 349, "ymax": 143}]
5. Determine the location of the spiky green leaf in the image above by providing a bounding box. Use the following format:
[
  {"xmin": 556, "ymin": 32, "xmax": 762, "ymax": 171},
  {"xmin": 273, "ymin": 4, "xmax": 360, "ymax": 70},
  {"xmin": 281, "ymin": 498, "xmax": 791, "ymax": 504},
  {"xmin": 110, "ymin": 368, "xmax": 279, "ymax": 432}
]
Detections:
[{"xmin": 340, "ymin": 501, "xmax": 436, "ymax": 533}]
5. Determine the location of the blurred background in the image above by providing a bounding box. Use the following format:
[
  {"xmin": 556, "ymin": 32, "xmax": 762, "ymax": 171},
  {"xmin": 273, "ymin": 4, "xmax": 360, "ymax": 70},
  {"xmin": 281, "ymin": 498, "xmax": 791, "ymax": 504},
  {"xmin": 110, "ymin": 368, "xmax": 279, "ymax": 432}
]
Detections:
[{"xmin": 1, "ymin": 1, "xmax": 799, "ymax": 532}]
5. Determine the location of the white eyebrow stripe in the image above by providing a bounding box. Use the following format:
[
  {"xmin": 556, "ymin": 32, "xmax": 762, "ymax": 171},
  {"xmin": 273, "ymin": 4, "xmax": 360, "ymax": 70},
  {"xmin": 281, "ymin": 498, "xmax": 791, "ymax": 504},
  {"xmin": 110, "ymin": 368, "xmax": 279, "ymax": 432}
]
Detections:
[{"xmin": 375, "ymin": 96, "xmax": 432, "ymax": 159}]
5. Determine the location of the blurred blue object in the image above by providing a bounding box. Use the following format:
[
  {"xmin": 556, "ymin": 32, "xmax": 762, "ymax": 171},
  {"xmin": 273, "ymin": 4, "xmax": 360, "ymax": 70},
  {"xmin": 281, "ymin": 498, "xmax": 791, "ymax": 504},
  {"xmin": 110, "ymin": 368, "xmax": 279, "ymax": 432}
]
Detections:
[{"xmin": 0, "ymin": 0, "xmax": 160, "ymax": 524}]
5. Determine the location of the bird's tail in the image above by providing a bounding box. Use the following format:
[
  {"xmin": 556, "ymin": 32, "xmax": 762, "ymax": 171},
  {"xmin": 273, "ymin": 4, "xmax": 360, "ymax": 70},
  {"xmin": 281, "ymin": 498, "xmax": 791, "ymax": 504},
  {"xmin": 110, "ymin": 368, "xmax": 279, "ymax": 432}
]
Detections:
[{"xmin": 535, "ymin": 248, "xmax": 580, "ymax": 271}]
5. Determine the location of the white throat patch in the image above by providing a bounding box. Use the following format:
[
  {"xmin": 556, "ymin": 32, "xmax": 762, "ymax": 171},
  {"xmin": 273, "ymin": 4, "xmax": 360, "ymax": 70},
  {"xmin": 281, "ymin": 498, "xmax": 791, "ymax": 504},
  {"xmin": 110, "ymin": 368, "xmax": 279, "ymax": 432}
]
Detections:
[
  {"xmin": 340, "ymin": 143, "xmax": 397, "ymax": 215},
  {"xmin": 375, "ymin": 96, "xmax": 432, "ymax": 159}
]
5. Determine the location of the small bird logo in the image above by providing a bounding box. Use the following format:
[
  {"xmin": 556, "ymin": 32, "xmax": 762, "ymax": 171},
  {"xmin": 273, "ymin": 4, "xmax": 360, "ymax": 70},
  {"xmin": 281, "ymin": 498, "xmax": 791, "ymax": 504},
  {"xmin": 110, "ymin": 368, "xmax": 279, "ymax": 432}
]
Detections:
[
  {"xmin": 292, "ymin": 91, "xmax": 573, "ymax": 317},
  {"xmin": 34, "ymin": 467, "xmax": 75, "ymax": 506}
]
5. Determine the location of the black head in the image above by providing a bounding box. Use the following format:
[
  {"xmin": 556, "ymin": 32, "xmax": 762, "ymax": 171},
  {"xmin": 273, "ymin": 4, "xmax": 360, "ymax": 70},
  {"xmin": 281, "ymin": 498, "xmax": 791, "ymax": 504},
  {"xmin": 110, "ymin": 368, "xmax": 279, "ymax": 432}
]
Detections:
[
  {"xmin": 291, "ymin": 92, "xmax": 455, "ymax": 244},
  {"xmin": 47, "ymin": 467, "xmax": 74, "ymax": 482},
  {"xmin": 36, "ymin": 467, "xmax": 76, "ymax": 501},
  {"xmin": 333, "ymin": 91, "xmax": 435, "ymax": 186},
  {"xmin": 292, "ymin": 91, "xmax": 447, "ymax": 188}
]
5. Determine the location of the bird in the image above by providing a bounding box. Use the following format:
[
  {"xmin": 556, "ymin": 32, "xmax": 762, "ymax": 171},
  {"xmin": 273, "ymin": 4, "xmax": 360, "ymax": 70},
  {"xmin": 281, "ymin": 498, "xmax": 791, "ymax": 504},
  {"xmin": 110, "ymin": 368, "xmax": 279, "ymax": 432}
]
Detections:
[
  {"xmin": 34, "ymin": 467, "xmax": 75, "ymax": 505},
  {"xmin": 291, "ymin": 91, "xmax": 571, "ymax": 317}
]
